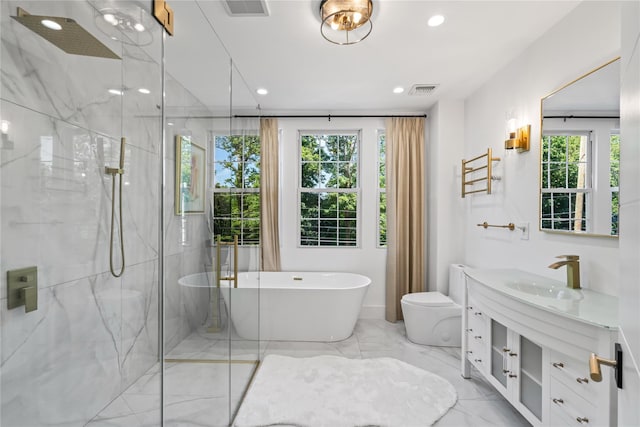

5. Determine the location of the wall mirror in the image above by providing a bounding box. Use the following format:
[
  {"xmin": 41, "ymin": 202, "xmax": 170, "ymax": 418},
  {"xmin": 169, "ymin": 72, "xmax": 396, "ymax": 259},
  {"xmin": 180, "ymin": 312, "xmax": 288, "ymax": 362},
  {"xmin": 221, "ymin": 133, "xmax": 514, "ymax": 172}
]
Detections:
[{"xmin": 540, "ymin": 58, "xmax": 620, "ymax": 237}]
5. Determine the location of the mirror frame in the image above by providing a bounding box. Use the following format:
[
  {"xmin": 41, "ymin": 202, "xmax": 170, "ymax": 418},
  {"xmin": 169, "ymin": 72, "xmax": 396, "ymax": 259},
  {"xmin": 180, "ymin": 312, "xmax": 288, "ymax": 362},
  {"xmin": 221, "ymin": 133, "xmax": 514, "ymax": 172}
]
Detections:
[{"xmin": 538, "ymin": 57, "xmax": 620, "ymax": 238}]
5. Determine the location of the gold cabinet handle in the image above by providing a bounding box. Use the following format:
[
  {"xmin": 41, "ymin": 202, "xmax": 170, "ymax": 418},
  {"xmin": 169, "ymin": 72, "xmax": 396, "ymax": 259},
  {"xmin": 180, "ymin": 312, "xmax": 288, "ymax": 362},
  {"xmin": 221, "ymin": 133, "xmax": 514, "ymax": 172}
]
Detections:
[
  {"xmin": 576, "ymin": 377, "xmax": 589, "ymax": 384},
  {"xmin": 474, "ymin": 358, "xmax": 482, "ymax": 362},
  {"xmin": 508, "ymin": 373, "xmax": 517, "ymax": 378},
  {"xmin": 502, "ymin": 347, "xmax": 511, "ymax": 353},
  {"xmin": 474, "ymin": 335, "xmax": 482, "ymax": 339},
  {"xmin": 552, "ymin": 362, "xmax": 565, "ymax": 369},
  {"xmin": 552, "ymin": 398, "xmax": 564, "ymax": 405},
  {"xmin": 576, "ymin": 417, "xmax": 589, "ymax": 424},
  {"xmin": 589, "ymin": 352, "xmax": 617, "ymax": 382},
  {"xmin": 474, "ymin": 312, "xmax": 482, "ymax": 316},
  {"xmin": 509, "ymin": 352, "xmax": 518, "ymax": 357}
]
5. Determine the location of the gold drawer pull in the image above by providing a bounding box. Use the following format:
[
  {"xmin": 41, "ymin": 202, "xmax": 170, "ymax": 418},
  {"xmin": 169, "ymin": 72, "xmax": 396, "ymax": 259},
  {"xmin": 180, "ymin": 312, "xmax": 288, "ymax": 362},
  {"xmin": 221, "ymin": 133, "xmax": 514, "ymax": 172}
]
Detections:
[
  {"xmin": 474, "ymin": 358, "xmax": 482, "ymax": 362},
  {"xmin": 552, "ymin": 362, "xmax": 564, "ymax": 368},
  {"xmin": 509, "ymin": 352, "xmax": 518, "ymax": 357},
  {"xmin": 552, "ymin": 398, "xmax": 564, "ymax": 405},
  {"xmin": 576, "ymin": 417, "xmax": 589, "ymax": 424},
  {"xmin": 474, "ymin": 335, "xmax": 482, "ymax": 339},
  {"xmin": 502, "ymin": 347, "xmax": 511, "ymax": 353},
  {"xmin": 502, "ymin": 369, "xmax": 509, "ymax": 374},
  {"xmin": 576, "ymin": 377, "xmax": 589, "ymax": 384},
  {"xmin": 508, "ymin": 373, "xmax": 517, "ymax": 378},
  {"xmin": 466, "ymin": 350, "xmax": 473, "ymax": 354},
  {"xmin": 466, "ymin": 328, "xmax": 473, "ymax": 332},
  {"xmin": 467, "ymin": 306, "xmax": 473, "ymax": 310},
  {"xmin": 474, "ymin": 312, "xmax": 482, "ymax": 316}
]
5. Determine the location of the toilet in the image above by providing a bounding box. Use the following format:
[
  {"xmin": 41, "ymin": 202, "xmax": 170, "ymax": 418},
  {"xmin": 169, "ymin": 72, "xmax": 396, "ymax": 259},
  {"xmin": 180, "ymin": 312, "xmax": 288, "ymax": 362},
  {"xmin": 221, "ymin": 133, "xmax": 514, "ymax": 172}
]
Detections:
[{"xmin": 401, "ymin": 264, "xmax": 465, "ymax": 346}]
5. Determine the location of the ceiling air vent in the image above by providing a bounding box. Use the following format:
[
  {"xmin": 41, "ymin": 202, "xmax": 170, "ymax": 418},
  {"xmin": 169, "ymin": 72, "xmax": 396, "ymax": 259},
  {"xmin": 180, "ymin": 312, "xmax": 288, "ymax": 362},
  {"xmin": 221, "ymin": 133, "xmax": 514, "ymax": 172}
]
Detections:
[
  {"xmin": 223, "ymin": 0, "xmax": 270, "ymax": 16},
  {"xmin": 408, "ymin": 84, "xmax": 439, "ymax": 96}
]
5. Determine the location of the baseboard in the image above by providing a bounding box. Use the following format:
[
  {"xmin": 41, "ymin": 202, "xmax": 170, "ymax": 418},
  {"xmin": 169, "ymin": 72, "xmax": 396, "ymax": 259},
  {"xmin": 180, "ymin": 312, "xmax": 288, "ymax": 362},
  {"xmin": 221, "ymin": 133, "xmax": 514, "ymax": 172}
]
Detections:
[{"xmin": 359, "ymin": 305, "xmax": 385, "ymax": 319}]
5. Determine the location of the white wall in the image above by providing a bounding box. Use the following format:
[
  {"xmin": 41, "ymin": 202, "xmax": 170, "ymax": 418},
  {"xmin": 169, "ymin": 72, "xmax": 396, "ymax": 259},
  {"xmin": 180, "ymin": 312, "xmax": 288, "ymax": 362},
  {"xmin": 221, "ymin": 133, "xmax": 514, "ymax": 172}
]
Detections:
[
  {"xmin": 278, "ymin": 117, "xmax": 387, "ymax": 318},
  {"xmin": 618, "ymin": 0, "xmax": 640, "ymax": 423},
  {"xmin": 427, "ymin": 100, "xmax": 466, "ymax": 294},
  {"xmin": 460, "ymin": 2, "xmax": 621, "ymax": 295}
]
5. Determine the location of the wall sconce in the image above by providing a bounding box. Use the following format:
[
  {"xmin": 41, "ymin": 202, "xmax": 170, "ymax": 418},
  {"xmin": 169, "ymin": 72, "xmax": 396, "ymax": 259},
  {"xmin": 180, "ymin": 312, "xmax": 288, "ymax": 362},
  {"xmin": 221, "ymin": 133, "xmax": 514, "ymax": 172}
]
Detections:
[{"xmin": 505, "ymin": 124, "xmax": 531, "ymax": 152}]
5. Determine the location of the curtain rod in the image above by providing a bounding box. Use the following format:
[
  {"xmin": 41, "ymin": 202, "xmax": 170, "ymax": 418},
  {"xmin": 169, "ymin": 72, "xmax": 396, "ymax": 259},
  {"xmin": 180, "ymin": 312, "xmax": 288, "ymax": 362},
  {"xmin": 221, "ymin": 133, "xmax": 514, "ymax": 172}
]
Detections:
[
  {"xmin": 543, "ymin": 115, "xmax": 620, "ymax": 119},
  {"xmin": 162, "ymin": 114, "xmax": 427, "ymax": 120},
  {"xmin": 236, "ymin": 114, "xmax": 427, "ymax": 120}
]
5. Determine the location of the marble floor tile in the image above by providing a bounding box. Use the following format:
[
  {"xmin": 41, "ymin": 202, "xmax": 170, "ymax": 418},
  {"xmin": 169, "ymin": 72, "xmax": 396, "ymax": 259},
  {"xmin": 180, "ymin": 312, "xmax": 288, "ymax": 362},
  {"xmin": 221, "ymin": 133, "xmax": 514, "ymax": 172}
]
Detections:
[{"xmin": 98, "ymin": 318, "xmax": 530, "ymax": 426}]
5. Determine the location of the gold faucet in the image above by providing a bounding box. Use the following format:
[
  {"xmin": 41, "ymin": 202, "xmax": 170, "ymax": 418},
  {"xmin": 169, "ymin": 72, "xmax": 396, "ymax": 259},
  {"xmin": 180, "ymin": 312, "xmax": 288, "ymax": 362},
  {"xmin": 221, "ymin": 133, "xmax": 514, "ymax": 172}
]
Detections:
[{"xmin": 548, "ymin": 255, "xmax": 581, "ymax": 289}]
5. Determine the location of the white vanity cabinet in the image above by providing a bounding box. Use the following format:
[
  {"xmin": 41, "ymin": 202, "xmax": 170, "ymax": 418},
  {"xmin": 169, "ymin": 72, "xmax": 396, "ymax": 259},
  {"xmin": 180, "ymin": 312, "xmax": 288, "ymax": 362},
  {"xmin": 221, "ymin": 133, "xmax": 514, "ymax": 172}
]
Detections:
[{"xmin": 461, "ymin": 269, "xmax": 618, "ymax": 427}]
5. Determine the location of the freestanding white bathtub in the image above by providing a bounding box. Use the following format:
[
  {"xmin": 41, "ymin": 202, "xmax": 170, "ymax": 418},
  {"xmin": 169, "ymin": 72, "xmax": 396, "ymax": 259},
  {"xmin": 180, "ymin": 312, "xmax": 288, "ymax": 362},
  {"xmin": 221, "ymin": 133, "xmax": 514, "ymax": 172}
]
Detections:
[{"xmin": 178, "ymin": 271, "xmax": 371, "ymax": 342}]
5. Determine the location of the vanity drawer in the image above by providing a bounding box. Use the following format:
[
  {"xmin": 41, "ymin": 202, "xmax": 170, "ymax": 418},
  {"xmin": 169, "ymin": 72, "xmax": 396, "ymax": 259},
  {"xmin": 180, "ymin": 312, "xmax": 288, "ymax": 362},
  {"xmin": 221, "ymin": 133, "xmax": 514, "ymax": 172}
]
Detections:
[
  {"xmin": 549, "ymin": 376, "xmax": 595, "ymax": 426},
  {"xmin": 467, "ymin": 335, "xmax": 486, "ymax": 372},
  {"xmin": 549, "ymin": 350, "xmax": 603, "ymax": 402}
]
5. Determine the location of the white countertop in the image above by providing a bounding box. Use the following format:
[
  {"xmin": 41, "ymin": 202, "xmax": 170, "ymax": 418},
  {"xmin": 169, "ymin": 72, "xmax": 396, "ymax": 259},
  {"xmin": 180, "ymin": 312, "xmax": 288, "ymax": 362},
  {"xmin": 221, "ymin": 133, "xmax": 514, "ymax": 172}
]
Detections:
[{"xmin": 464, "ymin": 268, "xmax": 619, "ymax": 330}]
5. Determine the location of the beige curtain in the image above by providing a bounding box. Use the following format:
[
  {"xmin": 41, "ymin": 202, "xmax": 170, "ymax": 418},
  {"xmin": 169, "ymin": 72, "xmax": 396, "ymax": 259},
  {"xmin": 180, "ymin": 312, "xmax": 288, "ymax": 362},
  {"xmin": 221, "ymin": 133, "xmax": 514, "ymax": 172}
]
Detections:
[
  {"xmin": 385, "ymin": 117, "xmax": 425, "ymax": 322},
  {"xmin": 260, "ymin": 118, "xmax": 281, "ymax": 271}
]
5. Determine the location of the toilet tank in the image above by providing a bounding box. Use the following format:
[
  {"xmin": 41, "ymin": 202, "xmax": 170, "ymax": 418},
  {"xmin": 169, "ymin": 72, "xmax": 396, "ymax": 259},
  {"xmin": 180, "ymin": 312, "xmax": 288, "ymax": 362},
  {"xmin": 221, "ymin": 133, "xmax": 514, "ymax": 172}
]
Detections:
[{"xmin": 448, "ymin": 264, "xmax": 466, "ymax": 305}]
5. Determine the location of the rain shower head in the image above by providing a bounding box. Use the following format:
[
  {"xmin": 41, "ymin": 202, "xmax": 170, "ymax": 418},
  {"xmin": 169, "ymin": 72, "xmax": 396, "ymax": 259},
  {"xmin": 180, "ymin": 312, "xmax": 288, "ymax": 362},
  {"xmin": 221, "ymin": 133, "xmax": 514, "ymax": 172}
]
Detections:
[{"xmin": 11, "ymin": 7, "xmax": 120, "ymax": 60}]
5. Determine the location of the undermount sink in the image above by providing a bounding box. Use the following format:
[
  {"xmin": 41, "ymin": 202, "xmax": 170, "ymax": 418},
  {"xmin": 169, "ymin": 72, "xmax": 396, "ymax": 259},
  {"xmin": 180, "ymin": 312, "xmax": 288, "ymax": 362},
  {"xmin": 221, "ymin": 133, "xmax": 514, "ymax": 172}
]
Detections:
[{"xmin": 506, "ymin": 281, "xmax": 583, "ymax": 301}]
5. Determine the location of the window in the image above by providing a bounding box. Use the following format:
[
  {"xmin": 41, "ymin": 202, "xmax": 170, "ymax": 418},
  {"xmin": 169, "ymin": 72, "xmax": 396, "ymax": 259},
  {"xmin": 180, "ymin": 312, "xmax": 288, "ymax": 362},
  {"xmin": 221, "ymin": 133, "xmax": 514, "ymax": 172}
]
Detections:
[
  {"xmin": 299, "ymin": 132, "xmax": 359, "ymax": 246},
  {"xmin": 377, "ymin": 130, "xmax": 386, "ymax": 247},
  {"xmin": 541, "ymin": 132, "xmax": 591, "ymax": 232},
  {"xmin": 210, "ymin": 133, "xmax": 260, "ymax": 245},
  {"xmin": 610, "ymin": 133, "xmax": 620, "ymax": 235}
]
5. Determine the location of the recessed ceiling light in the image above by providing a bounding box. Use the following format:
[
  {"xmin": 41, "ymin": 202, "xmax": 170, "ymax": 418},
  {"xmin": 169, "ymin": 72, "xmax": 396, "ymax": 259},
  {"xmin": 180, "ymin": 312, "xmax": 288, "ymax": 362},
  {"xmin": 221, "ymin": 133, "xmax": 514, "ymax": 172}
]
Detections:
[
  {"xmin": 167, "ymin": 122, "xmax": 174, "ymax": 126},
  {"xmin": 41, "ymin": 19, "xmax": 62, "ymax": 30},
  {"xmin": 393, "ymin": 87, "xmax": 405, "ymax": 94},
  {"xmin": 428, "ymin": 15, "xmax": 445, "ymax": 27},
  {"xmin": 108, "ymin": 89, "xmax": 123, "ymax": 96},
  {"xmin": 138, "ymin": 88, "xmax": 150, "ymax": 94},
  {"xmin": 256, "ymin": 88, "xmax": 268, "ymax": 95},
  {"xmin": 134, "ymin": 22, "xmax": 145, "ymax": 32}
]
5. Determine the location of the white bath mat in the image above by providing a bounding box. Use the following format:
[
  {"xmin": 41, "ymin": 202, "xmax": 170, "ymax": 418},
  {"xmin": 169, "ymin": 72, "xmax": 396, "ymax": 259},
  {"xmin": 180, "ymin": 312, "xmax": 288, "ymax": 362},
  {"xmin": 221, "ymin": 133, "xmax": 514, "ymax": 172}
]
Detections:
[{"xmin": 233, "ymin": 354, "xmax": 457, "ymax": 427}]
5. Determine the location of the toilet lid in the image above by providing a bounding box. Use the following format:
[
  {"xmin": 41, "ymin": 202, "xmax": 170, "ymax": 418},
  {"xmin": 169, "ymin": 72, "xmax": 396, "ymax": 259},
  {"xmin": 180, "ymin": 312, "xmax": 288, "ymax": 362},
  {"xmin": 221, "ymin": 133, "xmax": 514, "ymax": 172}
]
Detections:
[{"xmin": 402, "ymin": 292, "xmax": 455, "ymax": 307}]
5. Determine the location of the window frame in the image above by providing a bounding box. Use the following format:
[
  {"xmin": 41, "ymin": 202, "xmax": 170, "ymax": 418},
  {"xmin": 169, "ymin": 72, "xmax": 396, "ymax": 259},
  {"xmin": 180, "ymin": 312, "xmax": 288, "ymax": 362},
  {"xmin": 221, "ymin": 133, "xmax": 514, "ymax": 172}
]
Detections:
[
  {"xmin": 209, "ymin": 130, "xmax": 261, "ymax": 246},
  {"xmin": 540, "ymin": 130, "xmax": 593, "ymax": 232},
  {"xmin": 297, "ymin": 130, "xmax": 361, "ymax": 248},
  {"xmin": 377, "ymin": 129, "xmax": 386, "ymax": 248}
]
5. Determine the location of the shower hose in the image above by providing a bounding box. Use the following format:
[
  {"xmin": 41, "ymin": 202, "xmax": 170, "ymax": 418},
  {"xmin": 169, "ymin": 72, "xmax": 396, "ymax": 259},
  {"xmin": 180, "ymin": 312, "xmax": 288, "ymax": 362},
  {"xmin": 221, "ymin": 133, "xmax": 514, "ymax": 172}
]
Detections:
[{"xmin": 108, "ymin": 137, "xmax": 126, "ymax": 278}]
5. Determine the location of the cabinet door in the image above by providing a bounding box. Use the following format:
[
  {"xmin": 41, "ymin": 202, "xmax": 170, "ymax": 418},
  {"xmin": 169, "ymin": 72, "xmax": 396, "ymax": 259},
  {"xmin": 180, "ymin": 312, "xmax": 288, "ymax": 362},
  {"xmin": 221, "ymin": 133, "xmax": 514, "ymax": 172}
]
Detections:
[
  {"xmin": 490, "ymin": 319, "xmax": 509, "ymax": 390},
  {"xmin": 518, "ymin": 335, "xmax": 542, "ymax": 422}
]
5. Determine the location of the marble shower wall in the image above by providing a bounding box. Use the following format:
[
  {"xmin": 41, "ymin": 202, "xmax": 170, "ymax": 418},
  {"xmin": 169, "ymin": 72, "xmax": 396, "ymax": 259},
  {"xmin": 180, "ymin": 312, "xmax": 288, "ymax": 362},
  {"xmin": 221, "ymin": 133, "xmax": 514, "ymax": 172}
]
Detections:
[{"xmin": 0, "ymin": 1, "xmax": 166, "ymax": 425}]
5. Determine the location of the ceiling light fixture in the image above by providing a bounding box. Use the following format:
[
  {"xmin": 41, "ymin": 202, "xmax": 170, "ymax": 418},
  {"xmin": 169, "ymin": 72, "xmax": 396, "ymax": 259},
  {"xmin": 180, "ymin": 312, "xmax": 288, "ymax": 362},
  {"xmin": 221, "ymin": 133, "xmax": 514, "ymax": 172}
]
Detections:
[
  {"xmin": 320, "ymin": 0, "xmax": 373, "ymax": 45},
  {"xmin": 138, "ymin": 88, "xmax": 150, "ymax": 94},
  {"xmin": 108, "ymin": 89, "xmax": 123, "ymax": 96},
  {"xmin": 393, "ymin": 87, "xmax": 404, "ymax": 94},
  {"xmin": 256, "ymin": 88, "xmax": 268, "ymax": 95},
  {"xmin": 427, "ymin": 14, "xmax": 445, "ymax": 27}
]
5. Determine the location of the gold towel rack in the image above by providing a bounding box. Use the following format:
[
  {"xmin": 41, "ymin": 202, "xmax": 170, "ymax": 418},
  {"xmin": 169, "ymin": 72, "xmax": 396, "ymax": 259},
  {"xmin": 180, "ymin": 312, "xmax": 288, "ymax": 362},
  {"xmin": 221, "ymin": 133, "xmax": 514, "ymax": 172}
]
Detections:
[
  {"xmin": 477, "ymin": 222, "xmax": 527, "ymax": 232},
  {"xmin": 477, "ymin": 222, "xmax": 515, "ymax": 231},
  {"xmin": 462, "ymin": 148, "xmax": 501, "ymax": 198}
]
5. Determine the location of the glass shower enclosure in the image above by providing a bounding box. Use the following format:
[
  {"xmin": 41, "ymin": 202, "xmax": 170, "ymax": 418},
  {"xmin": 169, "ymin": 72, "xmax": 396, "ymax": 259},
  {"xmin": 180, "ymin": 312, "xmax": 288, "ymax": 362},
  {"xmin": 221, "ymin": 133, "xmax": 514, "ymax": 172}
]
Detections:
[{"xmin": 0, "ymin": 0, "xmax": 261, "ymax": 425}]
